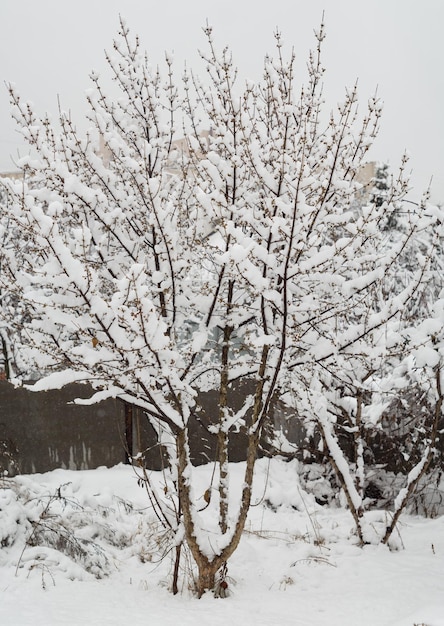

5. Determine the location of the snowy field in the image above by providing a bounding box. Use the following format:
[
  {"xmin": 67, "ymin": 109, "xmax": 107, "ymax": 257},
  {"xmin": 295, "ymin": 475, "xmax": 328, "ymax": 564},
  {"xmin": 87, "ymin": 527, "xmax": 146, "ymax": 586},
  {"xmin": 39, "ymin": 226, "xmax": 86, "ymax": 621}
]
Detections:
[{"xmin": 1, "ymin": 459, "xmax": 443, "ymax": 626}]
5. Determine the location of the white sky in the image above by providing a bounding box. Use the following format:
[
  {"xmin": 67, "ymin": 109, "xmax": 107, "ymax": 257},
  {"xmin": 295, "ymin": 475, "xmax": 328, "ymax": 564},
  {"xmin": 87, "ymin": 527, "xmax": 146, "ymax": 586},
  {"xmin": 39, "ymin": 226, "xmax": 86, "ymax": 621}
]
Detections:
[{"xmin": 1, "ymin": 0, "xmax": 443, "ymax": 203}]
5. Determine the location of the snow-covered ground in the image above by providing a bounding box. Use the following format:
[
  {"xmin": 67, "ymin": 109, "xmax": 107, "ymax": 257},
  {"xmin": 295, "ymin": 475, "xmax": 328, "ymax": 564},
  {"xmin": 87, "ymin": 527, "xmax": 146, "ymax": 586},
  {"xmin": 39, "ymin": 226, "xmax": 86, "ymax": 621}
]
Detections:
[{"xmin": 1, "ymin": 459, "xmax": 443, "ymax": 626}]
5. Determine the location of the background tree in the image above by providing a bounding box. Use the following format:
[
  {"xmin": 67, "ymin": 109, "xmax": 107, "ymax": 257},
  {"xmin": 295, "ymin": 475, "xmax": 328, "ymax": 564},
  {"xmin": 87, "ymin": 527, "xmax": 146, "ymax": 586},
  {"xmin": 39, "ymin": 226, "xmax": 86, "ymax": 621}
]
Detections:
[{"xmin": 276, "ymin": 162, "xmax": 443, "ymax": 542}]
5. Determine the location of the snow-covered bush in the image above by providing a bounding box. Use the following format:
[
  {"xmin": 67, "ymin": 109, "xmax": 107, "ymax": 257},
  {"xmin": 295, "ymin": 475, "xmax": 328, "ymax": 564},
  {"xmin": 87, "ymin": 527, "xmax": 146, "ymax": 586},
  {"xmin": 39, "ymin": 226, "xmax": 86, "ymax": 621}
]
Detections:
[{"xmin": 0, "ymin": 476, "xmax": 166, "ymax": 580}]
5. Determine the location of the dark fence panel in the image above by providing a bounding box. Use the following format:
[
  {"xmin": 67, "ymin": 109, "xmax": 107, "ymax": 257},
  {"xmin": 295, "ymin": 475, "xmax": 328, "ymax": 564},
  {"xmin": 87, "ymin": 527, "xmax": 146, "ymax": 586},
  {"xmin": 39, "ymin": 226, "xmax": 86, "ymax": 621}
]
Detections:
[
  {"xmin": 0, "ymin": 379, "xmax": 302, "ymax": 475},
  {"xmin": 0, "ymin": 381, "xmax": 127, "ymax": 475}
]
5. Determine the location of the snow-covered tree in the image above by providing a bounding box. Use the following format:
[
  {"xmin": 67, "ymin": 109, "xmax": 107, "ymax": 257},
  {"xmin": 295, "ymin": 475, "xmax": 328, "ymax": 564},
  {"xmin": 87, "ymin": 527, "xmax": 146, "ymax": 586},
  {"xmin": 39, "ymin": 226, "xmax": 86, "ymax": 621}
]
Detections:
[
  {"xmin": 0, "ymin": 19, "xmax": 438, "ymax": 590},
  {"xmin": 277, "ymin": 168, "xmax": 443, "ymax": 543}
]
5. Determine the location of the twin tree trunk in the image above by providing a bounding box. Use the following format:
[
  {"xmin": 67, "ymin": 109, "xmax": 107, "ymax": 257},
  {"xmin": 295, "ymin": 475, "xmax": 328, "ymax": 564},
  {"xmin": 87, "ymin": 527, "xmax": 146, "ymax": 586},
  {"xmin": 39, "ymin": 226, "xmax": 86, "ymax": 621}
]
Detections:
[{"xmin": 176, "ymin": 426, "xmax": 260, "ymax": 597}]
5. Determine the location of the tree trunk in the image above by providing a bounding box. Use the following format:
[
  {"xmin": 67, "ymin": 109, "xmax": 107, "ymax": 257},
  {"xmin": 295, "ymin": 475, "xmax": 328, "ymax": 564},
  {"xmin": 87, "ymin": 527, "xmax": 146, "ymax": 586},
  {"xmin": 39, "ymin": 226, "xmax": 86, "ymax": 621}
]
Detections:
[
  {"xmin": 172, "ymin": 544, "xmax": 182, "ymax": 595},
  {"xmin": 176, "ymin": 425, "xmax": 261, "ymax": 596},
  {"xmin": 196, "ymin": 559, "xmax": 217, "ymax": 598},
  {"xmin": 124, "ymin": 402, "xmax": 133, "ymax": 463},
  {"xmin": 318, "ymin": 423, "xmax": 365, "ymax": 544}
]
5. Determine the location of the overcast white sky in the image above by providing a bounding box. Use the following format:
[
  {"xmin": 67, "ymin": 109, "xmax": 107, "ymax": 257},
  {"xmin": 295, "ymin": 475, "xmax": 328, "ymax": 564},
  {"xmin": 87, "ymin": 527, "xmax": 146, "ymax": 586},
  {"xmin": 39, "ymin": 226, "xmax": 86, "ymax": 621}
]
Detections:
[{"xmin": 1, "ymin": 0, "xmax": 443, "ymax": 202}]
